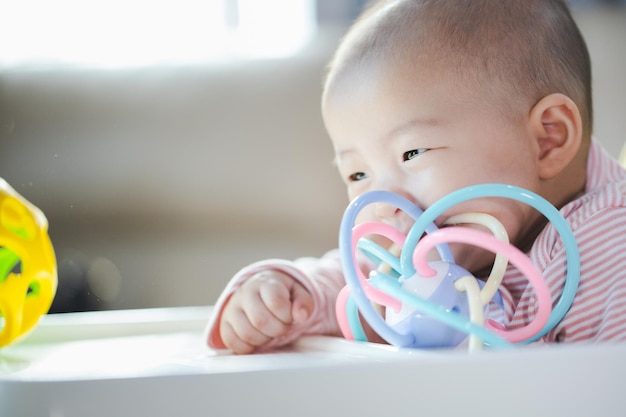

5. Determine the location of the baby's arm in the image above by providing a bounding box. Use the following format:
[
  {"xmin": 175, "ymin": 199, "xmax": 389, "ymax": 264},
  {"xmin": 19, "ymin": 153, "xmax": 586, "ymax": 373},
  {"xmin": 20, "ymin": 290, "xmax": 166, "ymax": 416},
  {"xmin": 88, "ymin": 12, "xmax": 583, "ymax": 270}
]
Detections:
[{"xmin": 205, "ymin": 250, "xmax": 348, "ymax": 353}]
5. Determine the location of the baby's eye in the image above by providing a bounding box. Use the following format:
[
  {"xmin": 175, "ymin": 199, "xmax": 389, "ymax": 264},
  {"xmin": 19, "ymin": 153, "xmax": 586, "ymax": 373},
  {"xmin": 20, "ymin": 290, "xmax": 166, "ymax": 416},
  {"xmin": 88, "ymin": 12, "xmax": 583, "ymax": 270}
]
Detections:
[
  {"xmin": 403, "ymin": 148, "xmax": 429, "ymax": 161},
  {"xmin": 348, "ymin": 172, "xmax": 368, "ymax": 182}
]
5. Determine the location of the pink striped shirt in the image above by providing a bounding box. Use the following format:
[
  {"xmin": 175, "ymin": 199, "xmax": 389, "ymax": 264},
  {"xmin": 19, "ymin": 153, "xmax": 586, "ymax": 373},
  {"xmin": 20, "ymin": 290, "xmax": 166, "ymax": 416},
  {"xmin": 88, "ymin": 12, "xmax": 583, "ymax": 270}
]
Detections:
[
  {"xmin": 205, "ymin": 140, "xmax": 626, "ymax": 350},
  {"xmin": 499, "ymin": 140, "xmax": 626, "ymax": 343}
]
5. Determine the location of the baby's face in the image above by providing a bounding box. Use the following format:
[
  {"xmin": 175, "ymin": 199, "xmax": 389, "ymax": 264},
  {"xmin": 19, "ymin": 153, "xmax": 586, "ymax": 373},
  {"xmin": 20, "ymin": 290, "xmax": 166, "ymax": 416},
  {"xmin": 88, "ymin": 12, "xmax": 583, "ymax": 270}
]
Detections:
[{"xmin": 323, "ymin": 63, "xmax": 542, "ymax": 271}]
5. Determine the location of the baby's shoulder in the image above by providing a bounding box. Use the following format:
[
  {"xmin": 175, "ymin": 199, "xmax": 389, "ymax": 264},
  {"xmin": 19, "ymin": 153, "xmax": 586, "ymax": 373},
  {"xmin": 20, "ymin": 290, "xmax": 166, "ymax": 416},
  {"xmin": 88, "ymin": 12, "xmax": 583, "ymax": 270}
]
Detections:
[
  {"xmin": 562, "ymin": 179, "xmax": 626, "ymax": 230},
  {"xmin": 533, "ymin": 179, "xmax": 626, "ymax": 265}
]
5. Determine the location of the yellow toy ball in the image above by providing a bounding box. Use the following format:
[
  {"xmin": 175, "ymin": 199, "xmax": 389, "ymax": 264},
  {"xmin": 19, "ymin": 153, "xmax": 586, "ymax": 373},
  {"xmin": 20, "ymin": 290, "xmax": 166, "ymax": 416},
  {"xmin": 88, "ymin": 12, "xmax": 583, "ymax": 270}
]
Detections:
[{"xmin": 0, "ymin": 178, "xmax": 57, "ymax": 347}]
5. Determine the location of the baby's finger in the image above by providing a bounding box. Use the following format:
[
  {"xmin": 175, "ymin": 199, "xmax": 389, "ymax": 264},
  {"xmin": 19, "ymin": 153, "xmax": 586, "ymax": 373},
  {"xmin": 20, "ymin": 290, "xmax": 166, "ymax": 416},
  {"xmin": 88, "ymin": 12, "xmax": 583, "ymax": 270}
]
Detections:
[
  {"xmin": 220, "ymin": 320, "xmax": 255, "ymax": 354},
  {"xmin": 224, "ymin": 306, "xmax": 272, "ymax": 349},
  {"xmin": 291, "ymin": 282, "xmax": 314, "ymax": 323},
  {"xmin": 258, "ymin": 278, "xmax": 293, "ymax": 324},
  {"xmin": 236, "ymin": 282, "xmax": 290, "ymax": 337}
]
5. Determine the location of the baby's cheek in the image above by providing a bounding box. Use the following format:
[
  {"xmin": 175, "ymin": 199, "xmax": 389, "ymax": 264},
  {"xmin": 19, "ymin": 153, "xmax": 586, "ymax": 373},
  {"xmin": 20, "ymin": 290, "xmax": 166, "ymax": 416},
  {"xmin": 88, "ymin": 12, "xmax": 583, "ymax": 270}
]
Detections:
[{"xmin": 354, "ymin": 206, "xmax": 376, "ymax": 224}]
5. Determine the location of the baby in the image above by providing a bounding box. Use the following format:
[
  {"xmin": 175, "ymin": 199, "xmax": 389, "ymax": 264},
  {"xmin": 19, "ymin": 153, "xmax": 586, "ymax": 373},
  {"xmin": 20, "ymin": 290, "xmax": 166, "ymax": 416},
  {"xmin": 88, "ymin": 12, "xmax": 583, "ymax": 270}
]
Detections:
[{"xmin": 206, "ymin": 0, "xmax": 626, "ymax": 354}]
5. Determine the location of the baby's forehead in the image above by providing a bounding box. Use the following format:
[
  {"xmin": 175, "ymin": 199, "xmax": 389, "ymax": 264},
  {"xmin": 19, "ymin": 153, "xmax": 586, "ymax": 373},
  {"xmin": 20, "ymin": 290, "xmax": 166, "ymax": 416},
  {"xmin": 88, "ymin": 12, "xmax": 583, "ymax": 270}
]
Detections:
[
  {"xmin": 325, "ymin": 4, "xmax": 545, "ymax": 116},
  {"xmin": 325, "ymin": 48, "xmax": 476, "ymax": 110},
  {"xmin": 326, "ymin": 15, "xmax": 486, "ymax": 98}
]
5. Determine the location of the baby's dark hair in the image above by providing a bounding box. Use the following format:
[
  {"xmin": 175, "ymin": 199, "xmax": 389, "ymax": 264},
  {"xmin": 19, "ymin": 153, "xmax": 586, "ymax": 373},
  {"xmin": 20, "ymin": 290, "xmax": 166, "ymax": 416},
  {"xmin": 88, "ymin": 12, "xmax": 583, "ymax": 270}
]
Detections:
[{"xmin": 325, "ymin": 0, "xmax": 593, "ymax": 139}]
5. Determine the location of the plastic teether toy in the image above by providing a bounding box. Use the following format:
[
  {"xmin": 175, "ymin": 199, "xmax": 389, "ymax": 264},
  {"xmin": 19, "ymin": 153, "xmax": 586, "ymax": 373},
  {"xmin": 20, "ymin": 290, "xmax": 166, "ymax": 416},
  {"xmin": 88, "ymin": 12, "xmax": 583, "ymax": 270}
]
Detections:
[
  {"xmin": 0, "ymin": 178, "xmax": 57, "ymax": 347},
  {"xmin": 336, "ymin": 184, "xmax": 580, "ymax": 351}
]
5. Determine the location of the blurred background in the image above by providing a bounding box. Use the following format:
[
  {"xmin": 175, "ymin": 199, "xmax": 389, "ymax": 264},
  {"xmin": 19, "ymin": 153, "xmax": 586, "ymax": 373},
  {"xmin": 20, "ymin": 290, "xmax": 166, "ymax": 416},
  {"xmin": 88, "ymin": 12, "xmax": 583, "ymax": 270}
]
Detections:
[{"xmin": 0, "ymin": 0, "xmax": 625, "ymax": 313}]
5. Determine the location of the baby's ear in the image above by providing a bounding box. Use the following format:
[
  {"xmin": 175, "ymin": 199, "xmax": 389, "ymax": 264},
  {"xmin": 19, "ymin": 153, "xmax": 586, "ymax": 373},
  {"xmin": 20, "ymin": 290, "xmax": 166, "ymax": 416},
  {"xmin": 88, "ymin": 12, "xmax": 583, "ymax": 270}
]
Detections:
[{"xmin": 529, "ymin": 93, "xmax": 583, "ymax": 180}]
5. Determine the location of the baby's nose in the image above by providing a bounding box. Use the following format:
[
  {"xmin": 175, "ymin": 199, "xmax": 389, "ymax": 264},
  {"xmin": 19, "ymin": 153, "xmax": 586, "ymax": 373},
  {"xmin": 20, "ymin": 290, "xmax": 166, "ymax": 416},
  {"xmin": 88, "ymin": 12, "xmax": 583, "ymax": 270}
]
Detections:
[
  {"xmin": 369, "ymin": 187, "xmax": 420, "ymax": 228},
  {"xmin": 374, "ymin": 200, "xmax": 401, "ymax": 221},
  {"xmin": 372, "ymin": 189, "xmax": 415, "ymax": 219}
]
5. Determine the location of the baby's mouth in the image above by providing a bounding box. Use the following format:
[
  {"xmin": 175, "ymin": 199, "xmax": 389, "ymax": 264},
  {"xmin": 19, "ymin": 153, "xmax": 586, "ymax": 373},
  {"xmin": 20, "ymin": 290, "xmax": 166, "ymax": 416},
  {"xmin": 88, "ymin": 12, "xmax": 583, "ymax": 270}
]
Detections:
[{"xmin": 400, "ymin": 216, "xmax": 450, "ymax": 235}]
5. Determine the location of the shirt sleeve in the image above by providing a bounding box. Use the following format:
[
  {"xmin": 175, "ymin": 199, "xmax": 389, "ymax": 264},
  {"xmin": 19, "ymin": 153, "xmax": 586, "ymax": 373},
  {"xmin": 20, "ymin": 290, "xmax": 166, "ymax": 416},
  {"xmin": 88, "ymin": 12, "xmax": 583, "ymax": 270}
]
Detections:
[{"xmin": 204, "ymin": 249, "xmax": 348, "ymax": 351}]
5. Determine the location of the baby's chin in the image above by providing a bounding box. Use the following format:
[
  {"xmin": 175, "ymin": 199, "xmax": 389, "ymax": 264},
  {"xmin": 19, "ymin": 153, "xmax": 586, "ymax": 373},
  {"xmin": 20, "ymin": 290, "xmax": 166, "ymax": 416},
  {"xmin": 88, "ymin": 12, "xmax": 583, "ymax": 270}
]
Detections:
[{"xmin": 444, "ymin": 242, "xmax": 496, "ymax": 278}]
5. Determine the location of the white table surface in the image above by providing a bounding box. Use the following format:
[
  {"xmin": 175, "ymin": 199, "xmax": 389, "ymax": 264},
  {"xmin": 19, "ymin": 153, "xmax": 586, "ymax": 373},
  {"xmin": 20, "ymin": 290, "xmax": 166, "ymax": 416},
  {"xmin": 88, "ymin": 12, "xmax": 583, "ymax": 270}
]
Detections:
[{"xmin": 1, "ymin": 306, "xmax": 625, "ymax": 417}]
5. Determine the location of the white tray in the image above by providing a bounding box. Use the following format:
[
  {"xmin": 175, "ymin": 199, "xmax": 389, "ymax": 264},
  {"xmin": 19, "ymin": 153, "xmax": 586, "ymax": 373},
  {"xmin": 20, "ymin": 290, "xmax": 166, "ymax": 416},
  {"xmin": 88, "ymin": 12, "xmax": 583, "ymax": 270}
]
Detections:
[{"xmin": 1, "ymin": 306, "xmax": 625, "ymax": 417}]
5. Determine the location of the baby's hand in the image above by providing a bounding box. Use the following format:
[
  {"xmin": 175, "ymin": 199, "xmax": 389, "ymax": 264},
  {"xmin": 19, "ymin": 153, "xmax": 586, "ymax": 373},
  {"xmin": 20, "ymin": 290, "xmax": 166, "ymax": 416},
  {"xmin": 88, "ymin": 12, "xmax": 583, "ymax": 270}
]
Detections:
[{"xmin": 219, "ymin": 270, "xmax": 314, "ymax": 354}]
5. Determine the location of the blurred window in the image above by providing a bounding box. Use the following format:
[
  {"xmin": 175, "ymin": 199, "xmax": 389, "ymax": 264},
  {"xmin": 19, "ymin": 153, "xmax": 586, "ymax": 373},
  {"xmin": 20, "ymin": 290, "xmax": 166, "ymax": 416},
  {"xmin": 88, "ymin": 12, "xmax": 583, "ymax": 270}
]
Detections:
[{"xmin": 0, "ymin": 0, "xmax": 316, "ymax": 69}]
